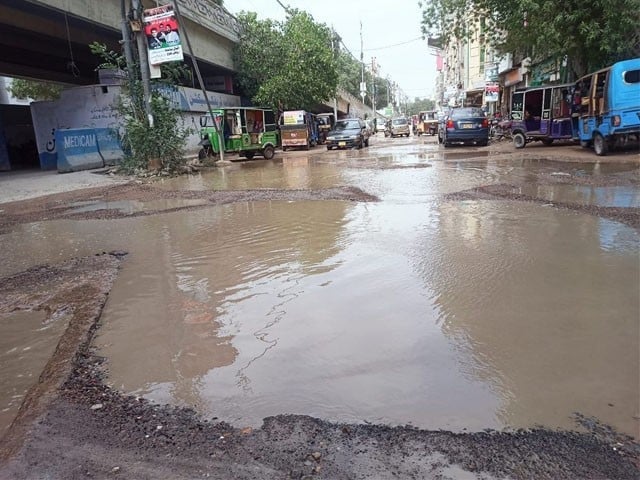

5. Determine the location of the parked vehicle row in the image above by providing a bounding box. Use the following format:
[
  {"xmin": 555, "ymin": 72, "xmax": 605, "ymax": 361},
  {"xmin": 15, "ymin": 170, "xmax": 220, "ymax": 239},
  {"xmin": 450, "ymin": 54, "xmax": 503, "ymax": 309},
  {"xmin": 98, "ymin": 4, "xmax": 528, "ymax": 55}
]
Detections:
[{"xmin": 435, "ymin": 57, "xmax": 639, "ymax": 155}]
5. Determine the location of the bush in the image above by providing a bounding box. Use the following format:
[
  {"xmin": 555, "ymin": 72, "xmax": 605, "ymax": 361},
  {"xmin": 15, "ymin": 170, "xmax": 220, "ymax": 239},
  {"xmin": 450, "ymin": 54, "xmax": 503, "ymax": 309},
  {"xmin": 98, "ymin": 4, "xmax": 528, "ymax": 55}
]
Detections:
[{"xmin": 90, "ymin": 42, "xmax": 191, "ymax": 174}]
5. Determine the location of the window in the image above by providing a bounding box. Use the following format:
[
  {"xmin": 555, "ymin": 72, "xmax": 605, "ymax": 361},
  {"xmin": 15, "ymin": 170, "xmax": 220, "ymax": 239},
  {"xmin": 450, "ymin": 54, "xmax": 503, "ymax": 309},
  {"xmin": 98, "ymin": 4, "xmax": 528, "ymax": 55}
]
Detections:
[
  {"xmin": 623, "ymin": 69, "xmax": 640, "ymax": 84},
  {"xmin": 451, "ymin": 107, "xmax": 485, "ymax": 118}
]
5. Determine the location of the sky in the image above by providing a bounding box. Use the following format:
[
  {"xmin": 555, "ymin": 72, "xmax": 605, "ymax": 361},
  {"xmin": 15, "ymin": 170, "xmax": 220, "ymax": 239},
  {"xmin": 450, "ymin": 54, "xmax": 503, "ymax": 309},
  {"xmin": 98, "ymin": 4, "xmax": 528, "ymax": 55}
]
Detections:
[{"xmin": 226, "ymin": 0, "xmax": 438, "ymax": 102}]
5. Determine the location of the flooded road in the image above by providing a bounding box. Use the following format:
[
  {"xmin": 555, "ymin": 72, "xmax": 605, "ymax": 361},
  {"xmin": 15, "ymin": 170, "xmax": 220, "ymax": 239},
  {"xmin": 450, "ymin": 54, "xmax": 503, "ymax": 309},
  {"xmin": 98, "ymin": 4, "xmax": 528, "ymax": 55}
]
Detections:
[{"xmin": 1, "ymin": 136, "xmax": 638, "ymax": 439}]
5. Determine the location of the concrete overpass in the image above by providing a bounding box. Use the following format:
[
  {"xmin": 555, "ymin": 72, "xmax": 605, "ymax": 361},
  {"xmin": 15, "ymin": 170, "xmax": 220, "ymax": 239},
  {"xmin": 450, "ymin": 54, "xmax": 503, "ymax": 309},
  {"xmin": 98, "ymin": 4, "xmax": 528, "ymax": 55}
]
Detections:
[
  {"xmin": 0, "ymin": 0, "xmax": 373, "ymax": 170},
  {"xmin": 0, "ymin": 0, "xmax": 375, "ymax": 113},
  {"xmin": 0, "ymin": 0, "xmax": 238, "ymax": 89}
]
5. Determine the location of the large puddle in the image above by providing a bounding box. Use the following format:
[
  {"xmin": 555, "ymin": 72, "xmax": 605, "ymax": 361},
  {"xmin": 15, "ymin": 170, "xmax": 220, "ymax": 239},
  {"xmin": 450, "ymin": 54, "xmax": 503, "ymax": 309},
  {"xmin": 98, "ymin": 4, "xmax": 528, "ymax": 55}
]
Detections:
[
  {"xmin": 0, "ymin": 310, "xmax": 69, "ymax": 436},
  {"xmin": 0, "ymin": 148, "xmax": 638, "ymax": 438}
]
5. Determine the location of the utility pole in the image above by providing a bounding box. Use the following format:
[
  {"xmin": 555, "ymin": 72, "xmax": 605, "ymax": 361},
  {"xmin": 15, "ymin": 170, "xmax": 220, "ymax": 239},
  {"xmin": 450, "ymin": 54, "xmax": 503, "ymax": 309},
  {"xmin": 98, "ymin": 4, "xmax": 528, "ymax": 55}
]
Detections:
[
  {"xmin": 173, "ymin": 0, "xmax": 224, "ymax": 161},
  {"xmin": 359, "ymin": 21, "xmax": 366, "ymax": 108},
  {"xmin": 119, "ymin": 0, "xmax": 135, "ymax": 82},
  {"xmin": 131, "ymin": 0, "xmax": 153, "ymax": 127},
  {"xmin": 331, "ymin": 28, "xmax": 338, "ymax": 119},
  {"xmin": 371, "ymin": 57, "xmax": 376, "ymax": 117}
]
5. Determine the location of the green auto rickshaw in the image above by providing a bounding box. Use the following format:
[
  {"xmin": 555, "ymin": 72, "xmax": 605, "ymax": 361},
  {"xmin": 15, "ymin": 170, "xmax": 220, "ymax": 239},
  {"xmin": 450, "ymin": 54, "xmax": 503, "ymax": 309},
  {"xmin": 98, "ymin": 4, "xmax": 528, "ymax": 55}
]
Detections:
[{"xmin": 198, "ymin": 107, "xmax": 279, "ymax": 160}]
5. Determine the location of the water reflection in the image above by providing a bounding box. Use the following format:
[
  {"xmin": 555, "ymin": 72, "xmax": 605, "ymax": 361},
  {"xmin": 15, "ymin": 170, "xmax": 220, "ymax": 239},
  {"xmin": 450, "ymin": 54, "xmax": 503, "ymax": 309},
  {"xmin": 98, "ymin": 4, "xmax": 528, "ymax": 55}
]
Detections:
[
  {"xmin": 416, "ymin": 199, "xmax": 639, "ymax": 436},
  {"xmin": 0, "ymin": 310, "xmax": 68, "ymax": 436},
  {"xmin": 96, "ymin": 200, "xmax": 351, "ymax": 410},
  {"xmin": 1, "ymin": 147, "xmax": 637, "ymax": 437},
  {"xmin": 517, "ymin": 184, "xmax": 640, "ymax": 207}
]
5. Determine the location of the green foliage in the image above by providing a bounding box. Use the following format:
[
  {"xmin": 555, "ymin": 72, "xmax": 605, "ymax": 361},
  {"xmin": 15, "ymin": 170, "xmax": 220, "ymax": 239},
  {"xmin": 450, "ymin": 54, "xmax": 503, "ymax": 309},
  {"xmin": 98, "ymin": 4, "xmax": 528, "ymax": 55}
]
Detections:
[
  {"xmin": 118, "ymin": 87, "xmax": 190, "ymax": 173},
  {"xmin": 6, "ymin": 79, "xmax": 63, "ymax": 101},
  {"xmin": 89, "ymin": 42, "xmax": 126, "ymax": 70},
  {"xmin": 406, "ymin": 97, "xmax": 436, "ymax": 115},
  {"xmin": 233, "ymin": 10, "xmax": 338, "ymax": 111},
  {"xmin": 90, "ymin": 42, "xmax": 191, "ymax": 173},
  {"xmin": 337, "ymin": 50, "xmax": 362, "ymax": 96},
  {"xmin": 419, "ymin": 0, "xmax": 640, "ymax": 76}
]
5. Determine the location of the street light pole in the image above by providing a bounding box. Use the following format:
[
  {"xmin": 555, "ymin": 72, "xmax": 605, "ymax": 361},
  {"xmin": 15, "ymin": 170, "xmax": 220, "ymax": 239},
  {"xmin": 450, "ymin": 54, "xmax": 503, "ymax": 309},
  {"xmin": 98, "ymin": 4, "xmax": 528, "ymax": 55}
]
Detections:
[
  {"xmin": 371, "ymin": 57, "xmax": 376, "ymax": 117},
  {"xmin": 359, "ymin": 21, "xmax": 366, "ymax": 108}
]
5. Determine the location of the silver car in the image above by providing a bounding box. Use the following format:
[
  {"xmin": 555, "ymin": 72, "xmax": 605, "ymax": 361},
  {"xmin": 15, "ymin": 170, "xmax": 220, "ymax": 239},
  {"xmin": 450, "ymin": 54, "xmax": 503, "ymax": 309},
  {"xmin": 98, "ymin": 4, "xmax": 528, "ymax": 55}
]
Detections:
[{"xmin": 390, "ymin": 117, "xmax": 410, "ymax": 137}]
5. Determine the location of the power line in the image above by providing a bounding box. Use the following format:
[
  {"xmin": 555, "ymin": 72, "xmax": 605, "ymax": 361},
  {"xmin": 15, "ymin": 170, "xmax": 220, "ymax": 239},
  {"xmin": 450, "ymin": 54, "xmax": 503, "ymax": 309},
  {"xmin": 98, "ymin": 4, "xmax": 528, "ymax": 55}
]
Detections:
[
  {"xmin": 365, "ymin": 37, "xmax": 423, "ymax": 51},
  {"xmin": 274, "ymin": 0, "xmax": 291, "ymax": 13}
]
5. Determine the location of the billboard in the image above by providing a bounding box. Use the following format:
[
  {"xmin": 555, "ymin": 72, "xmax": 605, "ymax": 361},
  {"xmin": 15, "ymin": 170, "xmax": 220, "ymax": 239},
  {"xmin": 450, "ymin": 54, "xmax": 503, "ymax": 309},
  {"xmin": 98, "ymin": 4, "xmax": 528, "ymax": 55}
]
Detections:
[
  {"xmin": 144, "ymin": 4, "xmax": 184, "ymax": 65},
  {"xmin": 485, "ymin": 84, "xmax": 499, "ymax": 103}
]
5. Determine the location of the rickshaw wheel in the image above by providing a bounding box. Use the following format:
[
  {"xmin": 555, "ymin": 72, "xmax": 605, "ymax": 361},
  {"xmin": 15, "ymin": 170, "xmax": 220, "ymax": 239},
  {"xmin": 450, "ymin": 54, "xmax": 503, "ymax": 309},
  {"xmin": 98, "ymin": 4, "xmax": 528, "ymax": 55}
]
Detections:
[
  {"xmin": 198, "ymin": 148, "xmax": 207, "ymax": 160},
  {"xmin": 542, "ymin": 138, "xmax": 554, "ymax": 146},
  {"xmin": 243, "ymin": 151, "xmax": 255, "ymax": 160},
  {"xmin": 513, "ymin": 132, "xmax": 526, "ymax": 149},
  {"xmin": 263, "ymin": 145, "xmax": 275, "ymax": 160},
  {"xmin": 593, "ymin": 133, "xmax": 608, "ymax": 156}
]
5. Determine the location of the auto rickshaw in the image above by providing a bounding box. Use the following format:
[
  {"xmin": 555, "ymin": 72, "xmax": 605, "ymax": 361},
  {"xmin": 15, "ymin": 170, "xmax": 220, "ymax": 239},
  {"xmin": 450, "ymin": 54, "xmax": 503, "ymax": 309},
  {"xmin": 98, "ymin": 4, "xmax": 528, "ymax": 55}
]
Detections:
[
  {"xmin": 316, "ymin": 112, "xmax": 336, "ymax": 144},
  {"xmin": 509, "ymin": 83, "xmax": 573, "ymax": 148},
  {"xmin": 198, "ymin": 107, "xmax": 279, "ymax": 160},
  {"xmin": 416, "ymin": 111, "xmax": 439, "ymax": 135},
  {"xmin": 280, "ymin": 110, "xmax": 319, "ymax": 150},
  {"xmin": 571, "ymin": 57, "xmax": 640, "ymax": 155}
]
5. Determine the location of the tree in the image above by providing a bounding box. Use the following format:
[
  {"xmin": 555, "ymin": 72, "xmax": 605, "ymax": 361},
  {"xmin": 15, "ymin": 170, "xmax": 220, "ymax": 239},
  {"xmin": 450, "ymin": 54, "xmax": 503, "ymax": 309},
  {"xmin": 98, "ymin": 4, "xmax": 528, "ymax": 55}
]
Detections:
[
  {"xmin": 406, "ymin": 97, "xmax": 436, "ymax": 115},
  {"xmin": 233, "ymin": 10, "xmax": 338, "ymax": 111},
  {"xmin": 419, "ymin": 0, "xmax": 640, "ymax": 77},
  {"xmin": 90, "ymin": 42, "xmax": 191, "ymax": 173},
  {"xmin": 337, "ymin": 50, "xmax": 362, "ymax": 99},
  {"xmin": 6, "ymin": 79, "xmax": 63, "ymax": 101}
]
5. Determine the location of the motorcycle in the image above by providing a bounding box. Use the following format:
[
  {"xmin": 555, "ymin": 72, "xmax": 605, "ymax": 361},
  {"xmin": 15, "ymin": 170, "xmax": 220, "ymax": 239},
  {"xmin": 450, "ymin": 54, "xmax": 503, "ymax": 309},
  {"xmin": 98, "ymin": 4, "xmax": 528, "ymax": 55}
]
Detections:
[{"xmin": 490, "ymin": 118, "xmax": 512, "ymax": 141}]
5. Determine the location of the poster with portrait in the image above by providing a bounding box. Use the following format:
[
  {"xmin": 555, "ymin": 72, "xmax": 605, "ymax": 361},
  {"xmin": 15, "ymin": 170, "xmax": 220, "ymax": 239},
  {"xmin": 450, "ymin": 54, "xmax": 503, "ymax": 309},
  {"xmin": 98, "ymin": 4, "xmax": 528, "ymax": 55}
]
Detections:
[{"xmin": 143, "ymin": 4, "xmax": 184, "ymax": 65}]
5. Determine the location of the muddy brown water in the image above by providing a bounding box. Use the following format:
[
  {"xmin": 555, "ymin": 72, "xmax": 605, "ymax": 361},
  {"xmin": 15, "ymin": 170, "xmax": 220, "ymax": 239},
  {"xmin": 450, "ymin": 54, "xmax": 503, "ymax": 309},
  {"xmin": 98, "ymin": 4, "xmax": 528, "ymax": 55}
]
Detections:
[
  {"xmin": 0, "ymin": 310, "xmax": 69, "ymax": 437},
  {"xmin": 0, "ymin": 140, "xmax": 638, "ymax": 438}
]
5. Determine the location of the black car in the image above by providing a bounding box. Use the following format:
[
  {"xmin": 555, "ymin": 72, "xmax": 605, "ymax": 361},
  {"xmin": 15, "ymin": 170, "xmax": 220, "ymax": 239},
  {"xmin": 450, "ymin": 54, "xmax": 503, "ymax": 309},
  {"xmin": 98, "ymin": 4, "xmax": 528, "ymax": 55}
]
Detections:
[
  {"xmin": 326, "ymin": 118, "xmax": 370, "ymax": 150},
  {"xmin": 438, "ymin": 107, "xmax": 490, "ymax": 147}
]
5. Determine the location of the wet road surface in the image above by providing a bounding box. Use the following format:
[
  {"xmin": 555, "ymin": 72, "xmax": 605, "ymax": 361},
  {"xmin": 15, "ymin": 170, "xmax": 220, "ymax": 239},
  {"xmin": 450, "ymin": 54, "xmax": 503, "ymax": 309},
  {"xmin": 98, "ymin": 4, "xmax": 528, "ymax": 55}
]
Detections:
[{"xmin": 1, "ymin": 134, "xmax": 638, "ymax": 441}]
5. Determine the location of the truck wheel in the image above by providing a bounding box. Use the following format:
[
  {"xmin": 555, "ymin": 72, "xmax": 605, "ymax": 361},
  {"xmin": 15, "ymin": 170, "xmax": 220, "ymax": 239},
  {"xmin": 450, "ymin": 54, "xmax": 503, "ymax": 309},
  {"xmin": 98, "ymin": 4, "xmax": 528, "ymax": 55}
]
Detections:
[
  {"xmin": 262, "ymin": 145, "xmax": 275, "ymax": 159},
  {"xmin": 513, "ymin": 132, "xmax": 526, "ymax": 149},
  {"xmin": 593, "ymin": 133, "xmax": 608, "ymax": 156}
]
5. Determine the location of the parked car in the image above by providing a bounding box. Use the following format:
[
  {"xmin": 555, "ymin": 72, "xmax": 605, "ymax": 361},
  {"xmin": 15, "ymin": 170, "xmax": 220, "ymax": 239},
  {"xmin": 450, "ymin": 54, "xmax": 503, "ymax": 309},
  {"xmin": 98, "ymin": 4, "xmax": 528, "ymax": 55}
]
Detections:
[
  {"xmin": 438, "ymin": 107, "xmax": 489, "ymax": 147},
  {"xmin": 375, "ymin": 118, "xmax": 387, "ymax": 133},
  {"xmin": 390, "ymin": 117, "xmax": 410, "ymax": 137},
  {"xmin": 326, "ymin": 118, "xmax": 370, "ymax": 149}
]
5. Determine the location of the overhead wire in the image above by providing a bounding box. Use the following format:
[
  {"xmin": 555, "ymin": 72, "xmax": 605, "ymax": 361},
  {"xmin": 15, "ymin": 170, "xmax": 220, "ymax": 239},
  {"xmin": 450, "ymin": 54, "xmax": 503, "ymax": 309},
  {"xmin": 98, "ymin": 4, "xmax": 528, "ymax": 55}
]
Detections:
[
  {"xmin": 365, "ymin": 36, "xmax": 423, "ymax": 51},
  {"xmin": 64, "ymin": 12, "xmax": 80, "ymax": 77}
]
